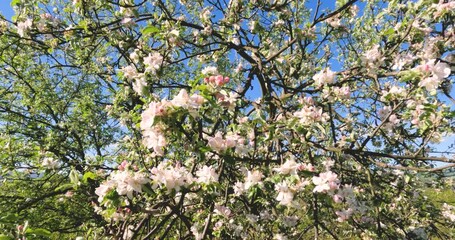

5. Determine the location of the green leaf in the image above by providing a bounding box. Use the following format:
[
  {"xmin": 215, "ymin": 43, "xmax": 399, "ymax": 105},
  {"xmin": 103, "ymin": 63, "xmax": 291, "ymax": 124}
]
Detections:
[
  {"xmin": 142, "ymin": 25, "xmax": 160, "ymax": 35},
  {"xmin": 142, "ymin": 184, "xmax": 155, "ymax": 195},
  {"xmin": 405, "ymin": 175, "xmax": 411, "ymax": 184},
  {"xmin": 382, "ymin": 28, "xmax": 394, "ymax": 37},
  {"xmin": 82, "ymin": 171, "xmax": 97, "ymax": 183},
  {"xmin": 0, "ymin": 214, "xmax": 18, "ymax": 223},
  {"xmin": 10, "ymin": 0, "xmax": 20, "ymax": 6},
  {"xmin": 25, "ymin": 228, "xmax": 52, "ymax": 237},
  {"xmin": 0, "ymin": 235, "xmax": 13, "ymax": 240},
  {"xmin": 69, "ymin": 168, "xmax": 80, "ymax": 186},
  {"xmin": 398, "ymin": 70, "xmax": 420, "ymax": 82},
  {"xmin": 54, "ymin": 183, "xmax": 74, "ymax": 192}
]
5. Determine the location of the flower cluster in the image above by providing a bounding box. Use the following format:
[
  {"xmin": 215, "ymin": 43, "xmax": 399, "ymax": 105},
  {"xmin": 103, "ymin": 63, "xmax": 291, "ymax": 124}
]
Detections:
[
  {"xmin": 150, "ymin": 162, "xmax": 195, "ymax": 192},
  {"xmin": 205, "ymin": 131, "xmax": 249, "ymax": 154},
  {"xmin": 361, "ymin": 44, "xmax": 384, "ymax": 73},
  {"xmin": 293, "ymin": 97, "xmax": 329, "ymax": 125},
  {"xmin": 41, "ymin": 157, "xmax": 59, "ymax": 169},
  {"xmin": 95, "ymin": 168, "xmax": 150, "ymax": 203},
  {"xmin": 16, "ymin": 19, "xmax": 33, "ymax": 37},
  {"xmin": 312, "ymin": 171, "xmax": 339, "ymax": 193},
  {"xmin": 204, "ymin": 75, "xmax": 230, "ymax": 87},
  {"xmin": 415, "ymin": 59, "xmax": 451, "ymax": 93},
  {"xmin": 313, "ymin": 68, "xmax": 336, "ymax": 87},
  {"xmin": 140, "ymin": 89, "xmax": 205, "ymax": 155}
]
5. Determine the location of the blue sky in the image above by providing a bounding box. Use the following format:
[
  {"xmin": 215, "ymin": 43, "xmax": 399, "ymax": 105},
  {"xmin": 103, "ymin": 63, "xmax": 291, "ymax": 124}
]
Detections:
[{"xmin": 0, "ymin": 2, "xmax": 14, "ymax": 19}]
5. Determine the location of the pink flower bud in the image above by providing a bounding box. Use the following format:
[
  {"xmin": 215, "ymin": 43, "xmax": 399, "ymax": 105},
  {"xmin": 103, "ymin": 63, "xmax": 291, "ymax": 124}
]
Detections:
[
  {"xmin": 308, "ymin": 166, "xmax": 315, "ymax": 172},
  {"xmin": 209, "ymin": 76, "xmax": 216, "ymax": 83},
  {"xmin": 204, "ymin": 77, "xmax": 209, "ymax": 83},
  {"xmin": 215, "ymin": 75, "xmax": 224, "ymax": 86},
  {"xmin": 223, "ymin": 77, "xmax": 230, "ymax": 84},
  {"xmin": 333, "ymin": 194, "xmax": 344, "ymax": 203},
  {"xmin": 118, "ymin": 160, "xmax": 128, "ymax": 171},
  {"xmin": 304, "ymin": 96, "xmax": 314, "ymax": 105}
]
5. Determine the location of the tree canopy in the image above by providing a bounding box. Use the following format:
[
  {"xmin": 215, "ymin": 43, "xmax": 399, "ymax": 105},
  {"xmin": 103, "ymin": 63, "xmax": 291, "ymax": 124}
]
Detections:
[{"xmin": 0, "ymin": 0, "xmax": 454, "ymax": 239}]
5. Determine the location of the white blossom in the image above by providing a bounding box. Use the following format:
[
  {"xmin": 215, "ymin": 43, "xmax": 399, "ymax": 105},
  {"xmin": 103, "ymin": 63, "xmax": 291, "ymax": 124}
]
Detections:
[
  {"xmin": 313, "ymin": 68, "xmax": 336, "ymax": 86},
  {"xmin": 144, "ymin": 52, "xmax": 164, "ymax": 73},
  {"xmin": 17, "ymin": 19, "xmax": 33, "ymax": 37},
  {"xmin": 196, "ymin": 165, "xmax": 219, "ymax": 184},
  {"xmin": 42, "ymin": 157, "xmax": 59, "ymax": 169}
]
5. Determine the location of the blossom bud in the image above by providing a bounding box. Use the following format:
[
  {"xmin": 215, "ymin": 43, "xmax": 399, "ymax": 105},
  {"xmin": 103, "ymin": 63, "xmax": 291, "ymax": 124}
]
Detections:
[
  {"xmin": 215, "ymin": 75, "xmax": 224, "ymax": 86},
  {"xmin": 333, "ymin": 194, "xmax": 344, "ymax": 203},
  {"xmin": 17, "ymin": 225, "xmax": 24, "ymax": 232}
]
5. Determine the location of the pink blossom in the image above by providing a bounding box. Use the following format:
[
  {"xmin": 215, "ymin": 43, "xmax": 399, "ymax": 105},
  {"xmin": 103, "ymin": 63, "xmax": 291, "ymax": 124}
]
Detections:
[
  {"xmin": 244, "ymin": 169, "xmax": 263, "ymax": 190},
  {"xmin": 235, "ymin": 62, "xmax": 243, "ymax": 73},
  {"xmin": 171, "ymin": 89, "xmax": 190, "ymax": 108},
  {"xmin": 140, "ymin": 100, "xmax": 169, "ymax": 130},
  {"xmin": 196, "ymin": 165, "xmax": 219, "ymax": 184},
  {"xmin": 326, "ymin": 15, "xmax": 341, "ymax": 28},
  {"xmin": 142, "ymin": 125, "xmax": 167, "ymax": 156},
  {"xmin": 298, "ymin": 163, "xmax": 315, "ymax": 172},
  {"xmin": 129, "ymin": 49, "xmax": 141, "ymax": 63},
  {"xmin": 118, "ymin": 160, "xmax": 129, "ymax": 171},
  {"xmin": 335, "ymin": 208, "xmax": 353, "ymax": 222},
  {"xmin": 233, "ymin": 181, "xmax": 245, "ymax": 196},
  {"xmin": 433, "ymin": 1, "xmax": 455, "ymax": 18},
  {"xmin": 275, "ymin": 181, "xmax": 295, "ymax": 207},
  {"xmin": 273, "ymin": 159, "xmax": 300, "ymax": 175},
  {"xmin": 120, "ymin": 65, "xmax": 139, "ymax": 79},
  {"xmin": 205, "ymin": 74, "xmax": 230, "ymax": 87},
  {"xmin": 207, "ymin": 132, "xmax": 227, "ymax": 152},
  {"xmin": 150, "ymin": 162, "xmax": 194, "ymax": 192},
  {"xmin": 442, "ymin": 203, "xmax": 455, "ymax": 222},
  {"xmin": 392, "ymin": 53, "xmax": 415, "ymax": 70},
  {"xmin": 42, "ymin": 157, "xmax": 59, "ymax": 169},
  {"xmin": 144, "ymin": 52, "xmax": 164, "ymax": 73},
  {"xmin": 132, "ymin": 75, "xmax": 147, "ymax": 95},
  {"xmin": 214, "ymin": 205, "xmax": 232, "ymax": 218},
  {"xmin": 121, "ymin": 17, "xmax": 135, "ymax": 26},
  {"xmin": 334, "ymin": 86, "xmax": 351, "ymax": 99},
  {"xmin": 313, "ymin": 68, "xmax": 336, "ymax": 87},
  {"xmin": 201, "ymin": 66, "xmax": 218, "ymax": 75},
  {"xmin": 388, "ymin": 114, "xmax": 400, "ymax": 125},
  {"xmin": 111, "ymin": 171, "xmax": 150, "ymax": 199},
  {"xmin": 378, "ymin": 106, "xmax": 392, "ymax": 121},
  {"xmin": 95, "ymin": 180, "xmax": 116, "ymax": 203},
  {"xmin": 416, "ymin": 59, "xmax": 451, "ymax": 92},
  {"xmin": 189, "ymin": 94, "xmax": 205, "ymax": 108},
  {"xmin": 215, "ymin": 75, "xmax": 224, "ymax": 85},
  {"xmin": 312, "ymin": 171, "xmax": 339, "ymax": 193},
  {"xmin": 333, "ymin": 194, "xmax": 343, "ymax": 203},
  {"xmin": 17, "ymin": 19, "xmax": 33, "ymax": 37},
  {"xmin": 361, "ymin": 44, "xmax": 384, "ymax": 71},
  {"xmin": 381, "ymin": 85, "xmax": 406, "ymax": 101},
  {"xmin": 293, "ymin": 106, "xmax": 329, "ymax": 125},
  {"xmin": 217, "ymin": 91, "xmax": 238, "ymax": 110}
]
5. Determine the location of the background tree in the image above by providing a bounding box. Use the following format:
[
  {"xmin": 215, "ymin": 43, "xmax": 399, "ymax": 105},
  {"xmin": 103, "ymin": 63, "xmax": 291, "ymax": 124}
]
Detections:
[{"xmin": 0, "ymin": 0, "xmax": 454, "ymax": 239}]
